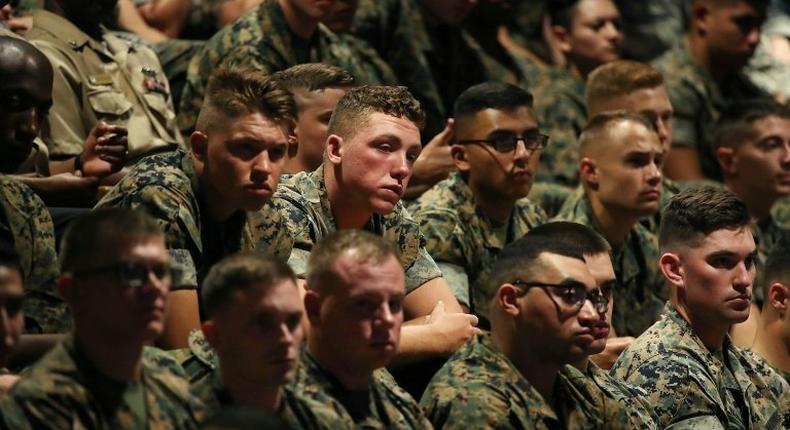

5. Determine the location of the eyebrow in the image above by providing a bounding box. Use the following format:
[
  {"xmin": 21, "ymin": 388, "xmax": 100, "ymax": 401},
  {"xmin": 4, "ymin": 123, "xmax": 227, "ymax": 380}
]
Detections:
[{"xmin": 705, "ymin": 249, "xmax": 758, "ymax": 260}]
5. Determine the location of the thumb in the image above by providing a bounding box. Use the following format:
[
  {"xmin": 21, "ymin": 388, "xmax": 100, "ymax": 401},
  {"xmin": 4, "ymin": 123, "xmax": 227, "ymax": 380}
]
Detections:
[{"xmin": 437, "ymin": 118, "xmax": 454, "ymax": 145}]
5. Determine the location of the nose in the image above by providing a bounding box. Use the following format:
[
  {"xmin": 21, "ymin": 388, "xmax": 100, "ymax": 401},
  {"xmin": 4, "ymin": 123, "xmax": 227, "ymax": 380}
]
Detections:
[
  {"xmin": 746, "ymin": 27, "xmax": 761, "ymax": 47},
  {"xmin": 17, "ymin": 109, "xmax": 40, "ymax": 142},
  {"xmin": 645, "ymin": 159, "xmax": 662, "ymax": 185},
  {"xmin": 780, "ymin": 141, "xmax": 790, "ymax": 167},
  {"xmin": 251, "ymin": 152, "xmax": 272, "ymax": 179},
  {"xmin": 576, "ymin": 298, "xmax": 602, "ymax": 325},
  {"xmin": 375, "ymin": 302, "xmax": 396, "ymax": 327},
  {"xmin": 604, "ymin": 21, "xmax": 623, "ymax": 42},
  {"xmin": 733, "ymin": 261, "xmax": 753, "ymax": 292},
  {"xmin": 391, "ymin": 152, "xmax": 411, "ymax": 182},
  {"xmin": 277, "ymin": 322, "xmax": 297, "ymax": 346}
]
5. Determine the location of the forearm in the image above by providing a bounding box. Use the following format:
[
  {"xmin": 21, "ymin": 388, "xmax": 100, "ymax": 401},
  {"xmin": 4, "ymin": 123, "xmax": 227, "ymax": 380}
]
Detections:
[{"xmin": 117, "ymin": 0, "xmax": 170, "ymax": 42}]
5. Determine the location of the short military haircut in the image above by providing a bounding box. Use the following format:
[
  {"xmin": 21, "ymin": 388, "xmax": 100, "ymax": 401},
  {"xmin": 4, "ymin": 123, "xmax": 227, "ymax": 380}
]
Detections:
[
  {"xmin": 453, "ymin": 82, "xmax": 534, "ymax": 120},
  {"xmin": 271, "ymin": 63, "xmax": 355, "ymax": 93},
  {"xmin": 195, "ymin": 66, "xmax": 296, "ymax": 134},
  {"xmin": 201, "ymin": 252, "xmax": 296, "ymax": 318},
  {"xmin": 487, "ymin": 224, "xmax": 587, "ymax": 302},
  {"xmin": 326, "ymin": 85, "xmax": 425, "ymax": 142},
  {"xmin": 579, "ymin": 110, "xmax": 657, "ymax": 156},
  {"xmin": 762, "ymin": 233, "xmax": 790, "ymax": 304},
  {"xmin": 585, "ymin": 61, "xmax": 664, "ymax": 113},
  {"xmin": 547, "ymin": 0, "xmax": 581, "ymax": 29},
  {"xmin": 713, "ymin": 98, "xmax": 790, "ymax": 150},
  {"xmin": 659, "ymin": 186, "xmax": 751, "ymax": 252},
  {"xmin": 532, "ymin": 221, "xmax": 611, "ymax": 257},
  {"xmin": 59, "ymin": 208, "xmax": 162, "ymax": 273},
  {"xmin": 0, "ymin": 242, "xmax": 22, "ymax": 282},
  {"xmin": 306, "ymin": 229, "xmax": 401, "ymax": 294}
]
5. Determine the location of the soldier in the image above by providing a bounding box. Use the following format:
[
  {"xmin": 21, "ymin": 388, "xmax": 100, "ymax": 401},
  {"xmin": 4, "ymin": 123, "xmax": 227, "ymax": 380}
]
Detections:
[
  {"xmin": 554, "ymin": 112, "xmax": 666, "ymax": 337},
  {"xmin": 24, "ymin": 0, "xmax": 182, "ymax": 172},
  {"xmin": 533, "ymin": 0, "xmax": 623, "ymax": 186},
  {"xmin": 611, "ymin": 186, "xmax": 790, "ymax": 428},
  {"xmin": 270, "ymin": 63, "xmax": 356, "ymax": 175},
  {"xmin": 654, "ymin": 0, "xmax": 770, "ymax": 181},
  {"xmin": 420, "ymin": 223, "xmax": 647, "ymax": 429},
  {"xmin": 257, "ymin": 85, "xmax": 479, "ymax": 360},
  {"xmin": 293, "ymin": 229, "xmax": 431, "ymax": 427},
  {"xmin": 97, "ymin": 66, "xmax": 295, "ymax": 348},
  {"xmin": 411, "ymin": 82, "xmax": 547, "ymax": 324},
  {"xmin": 10, "ymin": 208, "xmax": 204, "ymax": 429}
]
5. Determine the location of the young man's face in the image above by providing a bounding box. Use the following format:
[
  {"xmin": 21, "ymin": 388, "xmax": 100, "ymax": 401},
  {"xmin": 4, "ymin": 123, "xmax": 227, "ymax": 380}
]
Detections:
[
  {"xmin": 676, "ymin": 227, "xmax": 757, "ymax": 328},
  {"xmin": 583, "ymin": 252, "xmax": 616, "ymax": 355},
  {"xmin": 726, "ymin": 115, "xmax": 790, "ymax": 200},
  {"xmin": 593, "ymin": 85, "xmax": 674, "ymax": 154},
  {"xmin": 0, "ymin": 265, "xmax": 23, "ymax": 366},
  {"xmin": 592, "ymin": 121, "xmax": 664, "ymax": 218},
  {"xmin": 704, "ymin": 0, "xmax": 766, "ymax": 70},
  {"xmin": 311, "ymin": 253, "xmax": 405, "ymax": 374},
  {"xmin": 420, "ymin": 0, "xmax": 477, "ymax": 26},
  {"xmin": 208, "ymin": 279, "xmax": 303, "ymax": 387},
  {"xmin": 455, "ymin": 106, "xmax": 542, "ymax": 203},
  {"xmin": 565, "ymin": 0, "xmax": 623, "ymax": 73},
  {"xmin": 293, "ymin": 87, "xmax": 348, "ymax": 172},
  {"xmin": 334, "ymin": 112, "xmax": 422, "ymax": 215},
  {"xmin": 199, "ymin": 112, "xmax": 288, "ymax": 213}
]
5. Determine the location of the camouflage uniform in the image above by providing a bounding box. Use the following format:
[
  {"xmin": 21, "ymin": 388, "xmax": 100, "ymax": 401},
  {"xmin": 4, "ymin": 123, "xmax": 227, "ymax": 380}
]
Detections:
[
  {"xmin": 638, "ymin": 177, "xmax": 681, "ymax": 236},
  {"xmin": 615, "ymin": 0, "xmax": 689, "ymax": 62},
  {"xmin": 10, "ymin": 335, "xmax": 205, "ymax": 429},
  {"xmin": 771, "ymin": 196, "xmax": 790, "ymax": 227},
  {"xmin": 554, "ymin": 189, "xmax": 667, "ymax": 337},
  {"xmin": 582, "ymin": 361, "xmax": 657, "ymax": 428},
  {"xmin": 289, "ymin": 349, "xmax": 432, "ymax": 429},
  {"xmin": 96, "ymin": 149, "xmax": 292, "ymax": 289},
  {"xmin": 611, "ymin": 303, "xmax": 790, "ymax": 429},
  {"xmin": 25, "ymin": 10, "xmax": 182, "ymax": 160},
  {"xmin": 653, "ymin": 38, "xmax": 770, "ymax": 181},
  {"xmin": 0, "ymin": 175, "xmax": 68, "ymax": 334},
  {"xmin": 410, "ymin": 172, "xmax": 546, "ymax": 321},
  {"xmin": 0, "ymin": 393, "xmax": 31, "ymax": 430},
  {"xmin": 178, "ymin": 0, "xmax": 387, "ymax": 135},
  {"xmin": 420, "ymin": 333, "xmax": 650, "ymax": 429},
  {"xmin": 255, "ymin": 165, "xmax": 443, "ymax": 293},
  {"xmin": 169, "ymin": 330, "xmax": 218, "ymax": 385},
  {"xmin": 527, "ymin": 181, "xmax": 574, "ymax": 219}
]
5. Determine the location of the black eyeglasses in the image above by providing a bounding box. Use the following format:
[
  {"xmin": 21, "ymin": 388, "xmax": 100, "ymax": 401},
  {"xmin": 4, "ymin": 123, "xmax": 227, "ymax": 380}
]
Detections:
[
  {"xmin": 73, "ymin": 261, "xmax": 173, "ymax": 288},
  {"xmin": 511, "ymin": 280, "xmax": 609, "ymax": 315},
  {"xmin": 456, "ymin": 132, "xmax": 549, "ymax": 154}
]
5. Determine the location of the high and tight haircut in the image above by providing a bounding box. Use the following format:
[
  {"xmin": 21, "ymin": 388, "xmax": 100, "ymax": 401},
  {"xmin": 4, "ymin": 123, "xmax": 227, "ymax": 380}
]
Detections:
[
  {"xmin": 547, "ymin": 0, "xmax": 581, "ymax": 29},
  {"xmin": 529, "ymin": 221, "xmax": 611, "ymax": 257},
  {"xmin": 195, "ymin": 65, "xmax": 296, "ymax": 134},
  {"xmin": 326, "ymin": 86, "xmax": 425, "ymax": 142},
  {"xmin": 487, "ymin": 224, "xmax": 587, "ymax": 303},
  {"xmin": 579, "ymin": 110, "xmax": 657, "ymax": 156},
  {"xmin": 585, "ymin": 61, "xmax": 664, "ymax": 113},
  {"xmin": 453, "ymin": 82, "xmax": 534, "ymax": 119},
  {"xmin": 713, "ymin": 98, "xmax": 790, "ymax": 150},
  {"xmin": 306, "ymin": 229, "xmax": 401, "ymax": 294},
  {"xmin": 59, "ymin": 208, "xmax": 163, "ymax": 273},
  {"xmin": 658, "ymin": 186, "xmax": 750, "ymax": 252},
  {"xmin": 0, "ymin": 242, "xmax": 22, "ymax": 282},
  {"xmin": 270, "ymin": 63, "xmax": 355, "ymax": 94},
  {"xmin": 761, "ymin": 233, "xmax": 790, "ymax": 302},
  {"xmin": 201, "ymin": 252, "xmax": 296, "ymax": 318}
]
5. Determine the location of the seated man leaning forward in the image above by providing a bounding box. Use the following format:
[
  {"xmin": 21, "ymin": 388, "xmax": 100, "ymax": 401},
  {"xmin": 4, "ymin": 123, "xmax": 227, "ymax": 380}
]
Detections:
[
  {"xmin": 291, "ymin": 229, "xmax": 432, "ymax": 428},
  {"xmin": 411, "ymin": 81, "xmax": 547, "ymax": 324},
  {"xmin": 255, "ymin": 85, "xmax": 479, "ymax": 360},
  {"xmin": 612, "ymin": 186, "xmax": 790, "ymax": 429},
  {"xmin": 10, "ymin": 208, "xmax": 204, "ymax": 429},
  {"xmin": 420, "ymin": 222, "xmax": 648, "ymax": 429}
]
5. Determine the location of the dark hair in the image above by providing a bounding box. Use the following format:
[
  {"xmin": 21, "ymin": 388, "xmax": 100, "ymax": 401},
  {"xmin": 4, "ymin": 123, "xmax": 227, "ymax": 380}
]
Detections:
[
  {"xmin": 271, "ymin": 63, "xmax": 355, "ymax": 93},
  {"xmin": 326, "ymin": 86, "xmax": 425, "ymax": 141},
  {"xmin": 59, "ymin": 208, "xmax": 163, "ymax": 273},
  {"xmin": 714, "ymin": 98, "xmax": 790, "ymax": 150},
  {"xmin": 201, "ymin": 252, "xmax": 296, "ymax": 317},
  {"xmin": 453, "ymin": 82, "xmax": 534, "ymax": 119},
  {"xmin": 547, "ymin": 0, "xmax": 581, "ymax": 29},
  {"xmin": 659, "ymin": 186, "xmax": 750, "ymax": 251},
  {"xmin": 529, "ymin": 221, "xmax": 611, "ymax": 256}
]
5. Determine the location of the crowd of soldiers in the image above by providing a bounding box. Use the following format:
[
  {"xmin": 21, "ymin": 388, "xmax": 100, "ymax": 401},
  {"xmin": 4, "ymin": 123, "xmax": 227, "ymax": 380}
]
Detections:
[{"xmin": 0, "ymin": 0, "xmax": 789, "ymax": 428}]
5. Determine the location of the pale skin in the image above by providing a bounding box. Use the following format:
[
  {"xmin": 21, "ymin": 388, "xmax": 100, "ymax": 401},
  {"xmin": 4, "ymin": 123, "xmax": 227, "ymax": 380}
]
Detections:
[{"xmin": 751, "ymin": 282, "xmax": 790, "ymax": 374}]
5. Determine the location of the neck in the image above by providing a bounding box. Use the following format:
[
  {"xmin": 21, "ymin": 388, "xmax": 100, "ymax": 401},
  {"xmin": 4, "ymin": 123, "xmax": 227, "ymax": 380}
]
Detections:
[
  {"xmin": 198, "ymin": 174, "xmax": 237, "ymax": 222},
  {"xmin": 472, "ymin": 185, "xmax": 516, "ymax": 225},
  {"xmin": 324, "ymin": 165, "xmax": 372, "ymax": 229},
  {"xmin": 570, "ymin": 356, "xmax": 589, "ymax": 372},
  {"xmin": 74, "ymin": 327, "xmax": 143, "ymax": 382},
  {"xmin": 725, "ymin": 179, "xmax": 775, "ymax": 221},
  {"xmin": 751, "ymin": 315, "xmax": 790, "ymax": 373},
  {"xmin": 687, "ymin": 33, "xmax": 733, "ymax": 84},
  {"xmin": 222, "ymin": 367, "xmax": 283, "ymax": 411},
  {"xmin": 283, "ymin": 157, "xmax": 310, "ymax": 176},
  {"xmin": 278, "ymin": 0, "xmax": 319, "ymax": 39},
  {"xmin": 492, "ymin": 328, "xmax": 558, "ymax": 399},
  {"xmin": 308, "ymin": 340, "xmax": 372, "ymax": 391},
  {"xmin": 672, "ymin": 300, "xmax": 728, "ymax": 350},
  {"xmin": 587, "ymin": 192, "xmax": 638, "ymax": 246}
]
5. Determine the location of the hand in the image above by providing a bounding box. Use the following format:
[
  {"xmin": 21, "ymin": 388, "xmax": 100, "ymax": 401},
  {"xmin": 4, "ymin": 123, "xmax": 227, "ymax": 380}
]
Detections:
[
  {"xmin": 589, "ymin": 336, "xmax": 634, "ymax": 370},
  {"xmin": 82, "ymin": 122, "xmax": 128, "ymax": 177},
  {"xmin": 0, "ymin": 374, "xmax": 18, "ymax": 391},
  {"xmin": 0, "ymin": 5, "xmax": 32, "ymax": 34},
  {"xmin": 424, "ymin": 300, "xmax": 482, "ymax": 357},
  {"xmin": 410, "ymin": 119, "xmax": 455, "ymax": 188}
]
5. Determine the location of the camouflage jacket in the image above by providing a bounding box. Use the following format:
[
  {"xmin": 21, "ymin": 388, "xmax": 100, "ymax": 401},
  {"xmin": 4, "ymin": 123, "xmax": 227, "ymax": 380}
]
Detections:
[
  {"xmin": 169, "ymin": 330, "xmax": 218, "ymax": 385},
  {"xmin": 0, "ymin": 393, "xmax": 31, "ymax": 430},
  {"xmin": 583, "ymin": 361, "xmax": 657, "ymax": 428},
  {"xmin": 615, "ymin": 0, "xmax": 689, "ymax": 62},
  {"xmin": 411, "ymin": 172, "xmax": 546, "ymax": 320},
  {"xmin": 0, "ymin": 175, "xmax": 68, "ymax": 334},
  {"xmin": 611, "ymin": 303, "xmax": 790, "ymax": 429},
  {"xmin": 420, "ymin": 333, "xmax": 649, "ymax": 429},
  {"xmin": 178, "ymin": 0, "xmax": 383, "ymax": 135},
  {"xmin": 11, "ymin": 335, "xmax": 205, "ymax": 429},
  {"xmin": 257, "ymin": 165, "xmax": 443, "ymax": 293},
  {"xmin": 553, "ymin": 189, "xmax": 667, "ymax": 337},
  {"xmin": 289, "ymin": 349, "xmax": 432, "ymax": 429},
  {"xmin": 639, "ymin": 177, "xmax": 681, "ymax": 236},
  {"xmin": 653, "ymin": 38, "xmax": 769, "ymax": 181}
]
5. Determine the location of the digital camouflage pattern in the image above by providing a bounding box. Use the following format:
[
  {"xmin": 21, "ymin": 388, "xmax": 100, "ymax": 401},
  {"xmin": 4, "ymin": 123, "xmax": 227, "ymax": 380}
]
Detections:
[
  {"xmin": 615, "ymin": 0, "xmax": 689, "ymax": 62},
  {"xmin": 178, "ymin": 0, "xmax": 386, "ymax": 135},
  {"xmin": 256, "ymin": 165, "xmax": 443, "ymax": 293},
  {"xmin": 0, "ymin": 393, "xmax": 31, "ymax": 430},
  {"xmin": 411, "ymin": 172, "xmax": 546, "ymax": 321},
  {"xmin": 527, "ymin": 181, "xmax": 574, "ymax": 219},
  {"xmin": 583, "ymin": 361, "xmax": 657, "ymax": 428},
  {"xmin": 26, "ymin": 10, "xmax": 182, "ymax": 160},
  {"xmin": 771, "ymin": 196, "xmax": 790, "ymax": 227},
  {"xmin": 638, "ymin": 177, "xmax": 681, "ymax": 236},
  {"xmin": 11, "ymin": 335, "xmax": 205, "ymax": 429},
  {"xmin": 554, "ymin": 189, "xmax": 667, "ymax": 337},
  {"xmin": 169, "ymin": 330, "xmax": 218, "ymax": 385},
  {"xmin": 333, "ymin": 32, "xmax": 399, "ymax": 86},
  {"xmin": 420, "ymin": 333, "xmax": 649, "ymax": 429},
  {"xmin": 653, "ymin": 38, "xmax": 770, "ymax": 181},
  {"xmin": 612, "ymin": 303, "xmax": 790, "ymax": 429},
  {"xmin": 289, "ymin": 349, "xmax": 432, "ymax": 429},
  {"xmin": 0, "ymin": 175, "xmax": 69, "ymax": 334}
]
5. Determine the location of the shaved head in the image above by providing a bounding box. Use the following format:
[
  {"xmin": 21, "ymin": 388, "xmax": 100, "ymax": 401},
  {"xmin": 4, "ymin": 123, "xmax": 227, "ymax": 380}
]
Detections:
[{"xmin": 0, "ymin": 36, "xmax": 52, "ymax": 80}]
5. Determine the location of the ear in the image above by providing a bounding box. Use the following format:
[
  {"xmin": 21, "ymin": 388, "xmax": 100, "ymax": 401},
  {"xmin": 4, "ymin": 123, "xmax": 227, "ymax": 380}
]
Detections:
[
  {"xmin": 659, "ymin": 252, "xmax": 684, "ymax": 288},
  {"xmin": 303, "ymin": 290, "xmax": 323, "ymax": 325},
  {"xmin": 549, "ymin": 25, "xmax": 571, "ymax": 54},
  {"xmin": 497, "ymin": 284, "xmax": 521, "ymax": 317},
  {"xmin": 190, "ymin": 131, "xmax": 208, "ymax": 162},
  {"xmin": 768, "ymin": 283, "xmax": 788, "ymax": 315},
  {"xmin": 716, "ymin": 146, "xmax": 737, "ymax": 176},
  {"xmin": 579, "ymin": 157, "xmax": 599, "ymax": 188},
  {"xmin": 201, "ymin": 321, "xmax": 220, "ymax": 349},
  {"xmin": 325, "ymin": 135, "xmax": 343, "ymax": 166},
  {"xmin": 287, "ymin": 133, "xmax": 299, "ymax": 159},
  {"xmin": 451, "ymin": 145, "xmax": 470, "ymax": 172},
  {"xmin": 693, "ymin": 0, "xmax": 711, "ymax": 35}
]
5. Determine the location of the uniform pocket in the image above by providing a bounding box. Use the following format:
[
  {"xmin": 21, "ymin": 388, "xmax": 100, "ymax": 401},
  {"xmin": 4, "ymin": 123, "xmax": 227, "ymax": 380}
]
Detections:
[
  {"xmin": 143, "ymin": 92, "xmax": 177, "ymax": 122},
  {"xmin": 86, "ymin": 87, "xmax": 133, "ymax": 117}
]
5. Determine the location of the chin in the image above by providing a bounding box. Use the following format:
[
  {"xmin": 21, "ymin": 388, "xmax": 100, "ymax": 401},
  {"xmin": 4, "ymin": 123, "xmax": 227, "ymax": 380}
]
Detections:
[{"xmin": 370, "ymin": 199, "xmax": 398, "ymax": 215}]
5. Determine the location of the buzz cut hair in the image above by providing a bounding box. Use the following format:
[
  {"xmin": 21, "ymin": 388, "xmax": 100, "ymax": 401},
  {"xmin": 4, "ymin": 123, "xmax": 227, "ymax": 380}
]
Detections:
[
  {"xmin": 579, "ymin": 110, "xmax": 657, "ymax": 156},
  {"xmin": 270, "ymin": 63, "xmax": 356, "ymax": 93},
  {"xmin": 453, "ymin": 82, "xmax": 534, "ymax": 119},
  {"xmin": 326, "ymin": 86, "xmax": 425, "ymax": 142},
  {"xmin": 714, "ymin": 98, "xmax": 790, "ymax": 150},
  {"xmin": 195, "ymin": 65, "xmax": 296, "ymax": 134},
  {"xmin": 762, "ymin": 233, "xmax": 790, "ymax": 305},
  {"xmin": 585, "ymin": 61, "xmax": 665, "ymax": 113},
  {"xmin": 306, "ymin": 229, "xmax": 401, "ymax": 294},
  {"xmin": 659, "ymin": 186, "xmax": 751, "ymax": 252}
]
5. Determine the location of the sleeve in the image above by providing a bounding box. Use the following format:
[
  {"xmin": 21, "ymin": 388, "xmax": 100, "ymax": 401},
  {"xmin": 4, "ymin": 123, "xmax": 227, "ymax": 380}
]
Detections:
[
  {"xmin": 404, "ymin": 247, "xmax": 443, "ymax": 295},
  {"xmin": 664, "ymin": 78, "xmax": 703, "ymax": 150},
  {"xmin": 420, "ymin": 382, "xmax": 518, "ymax": 430},
  {"xmin": 416, "ymin": 208, "xmax": 470, "ymax": 304},
  {"xmin": 436, "ymin": 262, "xmax": 470, "ymax": 307}
]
